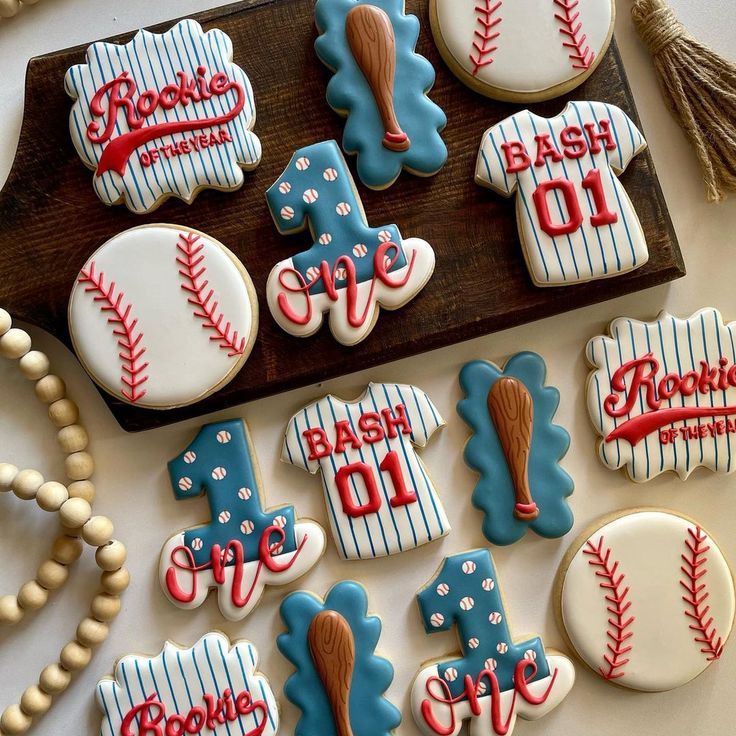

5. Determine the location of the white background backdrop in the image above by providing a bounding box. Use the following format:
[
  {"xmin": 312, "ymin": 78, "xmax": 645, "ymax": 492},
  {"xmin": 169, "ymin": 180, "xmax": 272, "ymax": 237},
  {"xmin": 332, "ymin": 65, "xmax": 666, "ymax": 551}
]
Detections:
[{"xmin": 1, "ymin": 0, "xmax": 735, "ymax": 733}]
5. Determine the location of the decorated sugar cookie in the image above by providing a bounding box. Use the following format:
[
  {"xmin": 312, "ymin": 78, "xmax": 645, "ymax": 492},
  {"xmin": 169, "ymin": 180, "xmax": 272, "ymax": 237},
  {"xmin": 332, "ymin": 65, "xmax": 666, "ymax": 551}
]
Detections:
[
  {"xmin": 96, "ymin": 633, "xmax": 278, "ymax": 735},
  {"xmin": 65, "ymin": 19, "xmax": 262, "ymax": 213},
  {"xmin": 159, "ymin": 419, "xmax": 325, "ymax": 621},
  {"xmin": 430, "ymin": 0, "xmax": 614, "ymax": 102},
  {"xmin": 476, "ymin": 101, "xmax": 648, "ymax": 287},
  {"xmin": 586, "ymin": 308, "xmax": 736, "ymax": 481},
  {"xmin": 315, "ymin": 0, "xmax": 447, "ymax": 190},
  {"xmin": 278, "ymin": 581, "xmax": 401, "ymax": 736},
  {"xmin": 412, "ymin": 549, "xmax": 575, "ymax": 736},
  {"xmin": 556, "ymin": 509, "xmax": 735, "ymax": 691},
  {"xmin": 68, "ymin": 225, "xmax": 258, "ymax": 409},
  {"xmin": 266, "ymin": 140, "xmax": 436, "ymax": 345},
  {"xmin": 458, "ymin": 352, "xmax": 574, "ymax": 546},
  {"xmin": 282, "ymin": 382, "xmax": 450, "ymax": 559}
]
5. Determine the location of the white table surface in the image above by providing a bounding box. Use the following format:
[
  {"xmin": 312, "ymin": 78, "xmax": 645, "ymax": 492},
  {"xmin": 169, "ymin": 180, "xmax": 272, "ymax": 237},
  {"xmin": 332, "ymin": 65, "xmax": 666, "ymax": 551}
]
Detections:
[{"xmin": 1, "ymin": 0, "xmax": 735, "ymax": 733}]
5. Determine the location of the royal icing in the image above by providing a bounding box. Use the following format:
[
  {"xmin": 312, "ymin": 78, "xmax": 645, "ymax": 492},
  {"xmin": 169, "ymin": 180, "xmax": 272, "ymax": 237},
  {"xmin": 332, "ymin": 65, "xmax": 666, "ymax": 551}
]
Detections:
[
  {"xmin": 65, "ymin": 19, "xmax": 262, "ymax": 213},
  {"xmin": 266, "ymin": 141, "xmax": 436, "ymax": 345},
  {"xmin": 559, "ymin": 510, "xmax": 735, "ymax": 692},
  {"xmin": 159, "ymin": 419, "xmax": 325, "ymax": 621},
  {"xmin": 281, "ymin": 382, "xmax": 450, "ymax": 560},
  {"xmin": 430, "ymin": 0, "xmax": 614, "ymax": 101},
  {"xmin": 96, "ymin": 633, "xmax": 278, "ymax": 736},
  {"xmin": 278, "ymin": 581, "xmax": 401, "ymax": 736},
  {"xmin": 457, "ymin": 352, "xmax": 574, "ymax": 545},
  {"xmin": 315, "ymin": 0, "xmax": 447, "ymax": 189},
  {"xmin": 412, "ymin": 549, "xmax": 575, "ymax": 736},
  {"xmin": 68, "ymin": 225, "xmax": 258, "ymax": 409},
  {"xmin": 476, "ymin": 101, "xmax": 649, "ymax": 286},
  {"xmin": 586, "ymin": 308, "xmax": 736, "ymax": 481}
]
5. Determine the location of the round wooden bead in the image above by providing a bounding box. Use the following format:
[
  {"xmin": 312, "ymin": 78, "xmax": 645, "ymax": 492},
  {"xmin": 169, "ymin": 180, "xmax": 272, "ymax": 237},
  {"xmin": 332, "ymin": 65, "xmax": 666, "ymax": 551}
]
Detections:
[
  {"xmin": 36, "ymin": 560, "xmax": 68, "ymax": 590},
  {"xmin": 36, "ymin": 481, "xmax": 69, "ymax": 512},
  {"xmin": 0, "ymin": 307, "xmax": 10, "ymax": 336},
  {"xmin": 0, "ymin": 462, "xmax": 18, "ymax": 492},
  {"xmin": 48, "ymin": 398, "xmax": 79, "ymax": 428},
  {"xmin": 59, "ymin": 640, "xmax": 91, "ymax": 671},
  {"xmin": 90, "ymin": 593, "xmax": 121, "ymax": 622},
  {"xmin": 101, "ymin": 568, "xmax": 130, "ymax": 595},
  {"xmin": 0, "ymin": 704, "xmax": 30, "ymax": 735},
  {"xmin": 59, "ymin": 497, "xmax": 91, "ymax": 528},
  {"xmin": 38, "ymin": 664, "xmax": 71, "ymax": 695},
  {"xmin": 0, "ymin": 595, "xmax": 23, "ymax": 624},
  {"xmin": 76, "ymin": 617, "xmax": 109, "ymax": 647},
  {"xmin": 82, "ymin": 516, "xmax": 113, "ymax": 547},
  {"xmin": 0, "ymin": 0, "xmax": 21, "ymax": 19},
  {"xmin": 34, "ymin": 374, "xmax": 65, "ymax": 404},
  {"xmin": 51, "ymin": 535, "xmax": 83, "ymax": 565},
  {"xmin": 67, "ymin": 479, "xmax": 95, "ymax": 503},
  {"xmin": 17, "ymin": 581, "xmax": 48, "ymax": 611},
  {"xmin": 18, "ymin": 351, "xmax": 49, "ymax": 381},
  {"xmin": 0, "ymin": 328, "xmax": 31, "ymax": 359},
  {"xmin": 64, "ymin": 451, "xmax": 94, "ymax": 481},
  {"xmin": 57, "ymin": 424, "xmax": 88, "ymax": 454},
  {"xmin": 95, "ymin": 540, "xmax": 126, "ymax": 571},
  {"xmin": 19, "ymin": 685, "xmax": 52, "ymax": 717},
  {"xmin": 11, "ymin": 468, "xmax": 43, "ymax": 500}
]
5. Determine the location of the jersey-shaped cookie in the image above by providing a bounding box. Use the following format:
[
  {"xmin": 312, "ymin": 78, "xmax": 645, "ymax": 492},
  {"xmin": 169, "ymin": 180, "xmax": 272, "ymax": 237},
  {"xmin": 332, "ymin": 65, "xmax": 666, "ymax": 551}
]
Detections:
[
  {"xmin": 96, "ymin": 633, "xmax": 279, "ymax": 736},
  {"xmin": 315, "ymin": 0, "xmax": 447, "ymax": 189},
  {"xmin": 458, "ymin": 352, "xmax": 574, "ymax": 545},
  {"xmin": 282, "ymin": 382, "xmax": 450, "ymax": 559},
  {"xmin": 266, "ymin": 141, "xmax": 436, "ymax": 345},
  {"xmin": 430, "ymin": 0, "xmax": 614, "ymax": 102},
  {"xmin": 65, "ymin": 19, "xmax": 262, "ymax": 213},
  {"xmin": 160, "ymin": 419, "xmax": 325, "ymax": 621},
  {"xmin": 412, "ymin": 549, "xmax": 575, "ymax": 736},
  {"xmin": 278, "ymin": 581, "xmax": 401, "ymax": 736},
  {"xmin": 476, "ymin": 101, "xmax": 648, "ymax": 287}
]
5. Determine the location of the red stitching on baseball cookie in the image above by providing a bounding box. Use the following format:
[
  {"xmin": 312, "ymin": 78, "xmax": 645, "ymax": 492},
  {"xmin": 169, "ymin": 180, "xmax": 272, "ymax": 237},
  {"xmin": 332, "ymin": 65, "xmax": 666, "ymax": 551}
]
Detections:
[
  {"xmin": 681, "ymin": 526, "xmax": 724, "ymax": 661},
  {"xmin": 553, "ymin": 0, "xmax": 594, "ymax": 70},
  {"xmin": 176, "ymin": 232, "xmax": 246, "ymax": 357},
  {"xmin": 78, "ymin": 261, "xmax": 149, "ymax": 403},
  {"xmin": 469, "ymin": 1, "xmax": 502, "ymax": 77},
  {"xmin": 583, "ymin": 536, "xmax": 634, "ymax": 680}
]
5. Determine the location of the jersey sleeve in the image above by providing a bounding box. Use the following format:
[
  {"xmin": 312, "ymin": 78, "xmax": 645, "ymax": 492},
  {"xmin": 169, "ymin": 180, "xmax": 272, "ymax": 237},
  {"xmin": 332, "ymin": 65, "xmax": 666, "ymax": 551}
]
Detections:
[
  {"xmin": 404, "ymin": 386, "xmax": 445, "ymax": 447},
  {"xmin": 281, "ymin": 413, "xmax": 319, "ymax": 474},
  {"xmin": 475, "ymin": 116, "xmax": 521, "ymax": 196},
  {"xmin": 587, "ymin": 101, "xmax": 647, "ymax": 174}
]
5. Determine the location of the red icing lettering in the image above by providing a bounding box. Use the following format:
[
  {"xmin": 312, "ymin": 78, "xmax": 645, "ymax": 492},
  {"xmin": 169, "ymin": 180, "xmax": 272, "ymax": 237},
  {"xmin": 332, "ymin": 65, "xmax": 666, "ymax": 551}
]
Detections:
[
  {"xmin": 583, "ymin": 119, "xmax": 617, "ymax": 154},
  {"xmin": 358, "ymin": 412, "xmax": 385, "ymax": 444},
  {"xmin": 303, "ymin": 428, "xmax": 333, "ymax": 460},
  {"xmin": 335, "ymin": 462, "xmax": 382, "ymax": 517},
  {"xmin": 381, "ymin": 404, "xmax": 412, "ymax": 439},
  {"xmin": 534, "ymin": 133, "xmax": 564, "ymax": 167},
  {"xmin": 334, "ymin": 420, "xmax": 362, "ymax": 453},
  {"xmin": 122, "ymin": 694, "xmax": 164, "ymax": 736},
  {"xmin": 533, "ymin": 178, "xmax": 583, "ymax": 237},
  {"xmin": 501, "ymin": 141, "xmax": 531, "ymax": 173},
  {"xmin": 581, "ymin": 169, "xmax": 618, "ymax": 226},
  {"xmin": 560, "ymin": 125, "xmax": 587, "ymax": 158}
]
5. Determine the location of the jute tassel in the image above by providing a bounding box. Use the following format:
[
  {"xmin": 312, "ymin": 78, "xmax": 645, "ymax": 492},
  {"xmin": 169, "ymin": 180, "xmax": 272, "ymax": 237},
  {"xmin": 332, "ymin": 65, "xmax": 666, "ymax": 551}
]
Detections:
[{"xmin": 632, "ymin": 0, "xmax": 736, "ymax": 202}]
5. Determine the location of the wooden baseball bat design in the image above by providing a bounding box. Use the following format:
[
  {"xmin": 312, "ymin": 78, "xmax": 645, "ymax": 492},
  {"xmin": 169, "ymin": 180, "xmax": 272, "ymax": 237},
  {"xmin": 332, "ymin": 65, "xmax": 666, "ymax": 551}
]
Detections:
[
  {"xmin": 345, "ymin": 4, "xmax": 411, "ymax": 153},
  {"xmin": 487, "ymin": 377, "xmax": 539, "ymax": 521},
  {"xmin": 308, "ymin": 610, "xmax": 356, "ymax": 736}
]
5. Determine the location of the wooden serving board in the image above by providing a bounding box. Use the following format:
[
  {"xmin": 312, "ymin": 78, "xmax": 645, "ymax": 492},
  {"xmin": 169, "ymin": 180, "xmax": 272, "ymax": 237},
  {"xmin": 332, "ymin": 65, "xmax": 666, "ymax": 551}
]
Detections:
[{"xmin": 0, "ymin": 0, "xmax": 684, "ymax": 432}]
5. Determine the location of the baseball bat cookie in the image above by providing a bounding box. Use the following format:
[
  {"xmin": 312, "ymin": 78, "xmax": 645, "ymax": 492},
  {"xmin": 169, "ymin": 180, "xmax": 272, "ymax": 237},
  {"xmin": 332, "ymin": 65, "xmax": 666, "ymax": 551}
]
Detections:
[
  {"xmin": 412, "ymin": 549, "xmax": 575, "ymax": 736},
  {"xmin": 159, "ymin": 419, "xmax": 325, "ymax": 621},
  {"xmin": 556, "ymin": 509, "xmax": 735, "ymax": 691},
  {"xmin": 65, "ymin": 20, "xmax": 262, "ymax": 214},
  {"xmin": 96, "ymin": 633, "xmax": 279, "ymax": 735},
  {"xmin": 282, "ymin": 382, "xmax": 450, "ymax": 559},
  {"xmin": 587, "ymin": 308, "xmax": 736, "ymax": 481},
  {"xmin": 266, "ymin": 141, "xmax": 436, "ymax": 346},
  {"xmin": 458, "ymin": 352, "xmax": 574, "ymax": 546},
  {"xmin": 430, "ymin": 0, "xmax": 614, "ymax": 102},
  {"xmin": 315, "ymin": 0, "xmax": 447, "ymax": 190},
  {"xmin": 279, "ymin": 581, "xmax": 401, "ymax": 736},
  {"xmin": 476, "ymin": 101, "xmax": 649, "ymax": 287},
  {"xmin": 68, "ymin": 224, "xmax": 258, "ymax": 410}
]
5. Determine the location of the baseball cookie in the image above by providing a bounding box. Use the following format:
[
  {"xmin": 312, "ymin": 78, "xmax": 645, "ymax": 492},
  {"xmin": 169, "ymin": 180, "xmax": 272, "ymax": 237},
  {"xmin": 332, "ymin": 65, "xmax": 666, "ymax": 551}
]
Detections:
[
  {"xmin": 282, "ymin": 382, "xmax": 450, "ymax": 559},
  {"xmin": 315, "ymin": 0, "xmax": 447, "ymax": 189},
  {"xmin": 160, "ymin": 419, "xmax": 325, "ymax": 621},
  {"xmin": 476, "ymin": 101, "xmax": 649, "ymax": 287},
  {"xmin": 68, "ymin": 224, "xmax": 257, "ymax": 409},
  {"xmin": 278, "ymin": 580, "xmax": 401, "ymax": 736},
  {"xmin": 65, "ymin": 19, "xmax": 262, "ymax": 214},
  {"xmin": 412, "ymin": 549, "xmax": 575, "ymax": 736},
  {"xmin": 430, "ymin": 0, "xmax": 614, "ymax": 102},
  {"xmin": 96, "ymin": 632, "xmax": 278, "ymax": 735},
  {"xmin": 556, "ymin": 509, "xmax": 735, "ymax": 692},
  {"xmin": 266, "ymin": 140, "xmax": 436, "ymax": 345},
  {"xmin": 587, "ymin": 308, "xmax": 736, "ymax": 481},
  {"xmin": 458, "ymin": 352, "xmax": 574, "ymax": 546}
]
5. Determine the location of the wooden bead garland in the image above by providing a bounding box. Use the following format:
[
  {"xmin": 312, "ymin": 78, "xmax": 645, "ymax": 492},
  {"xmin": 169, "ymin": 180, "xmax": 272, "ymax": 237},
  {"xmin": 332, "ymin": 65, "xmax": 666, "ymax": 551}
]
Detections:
[
  {"xmin": 0, "ymin": 0, "xmax": 41, "ymax": 21},
  {"xmin": 0, "ymin": 308, "xmax": 129, "ymax": 735}
]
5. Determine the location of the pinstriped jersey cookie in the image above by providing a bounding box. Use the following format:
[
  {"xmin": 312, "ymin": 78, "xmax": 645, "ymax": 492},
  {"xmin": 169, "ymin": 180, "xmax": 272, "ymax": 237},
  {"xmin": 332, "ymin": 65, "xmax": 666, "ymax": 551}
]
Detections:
[
  {"xmin": 476, "ymin": 101, "xmax": 648, "ymax": 287},
  {"xmin": 65, "ymin": 19, "xmax": 262, "ymax": 214},
  {"xmin": 281, "ymin": 382, "xmax": 450, "ymax": 560},
  {"xmin": 557, "ymin": 510, "xmax": 735, "ymax": 691},
  {"xmin": 430, "ymin": 0, "xmax": 614, "ymax": 102}
]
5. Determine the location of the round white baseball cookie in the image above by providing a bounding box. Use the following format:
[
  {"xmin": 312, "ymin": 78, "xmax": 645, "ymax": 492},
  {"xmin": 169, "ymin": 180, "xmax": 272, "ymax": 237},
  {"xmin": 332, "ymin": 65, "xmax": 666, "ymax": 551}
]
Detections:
[
  {"xmin": 430, "ymin": 0, "xmax": 615, "ymax": 102},
  {"xmin": 68, "ymin": 224, "xmax": 258, "ymax": 409},
  {"xmin": 557, "ymin": 509, "xmax": 735, "ymax": 692}
]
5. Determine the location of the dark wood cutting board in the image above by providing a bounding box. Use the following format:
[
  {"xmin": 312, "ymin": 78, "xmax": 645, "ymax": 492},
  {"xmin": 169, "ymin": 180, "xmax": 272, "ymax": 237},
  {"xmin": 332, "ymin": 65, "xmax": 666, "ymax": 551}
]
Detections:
[{"xmin": 0, "ymin": 0, "xmax": 684, "ymax": 432}]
